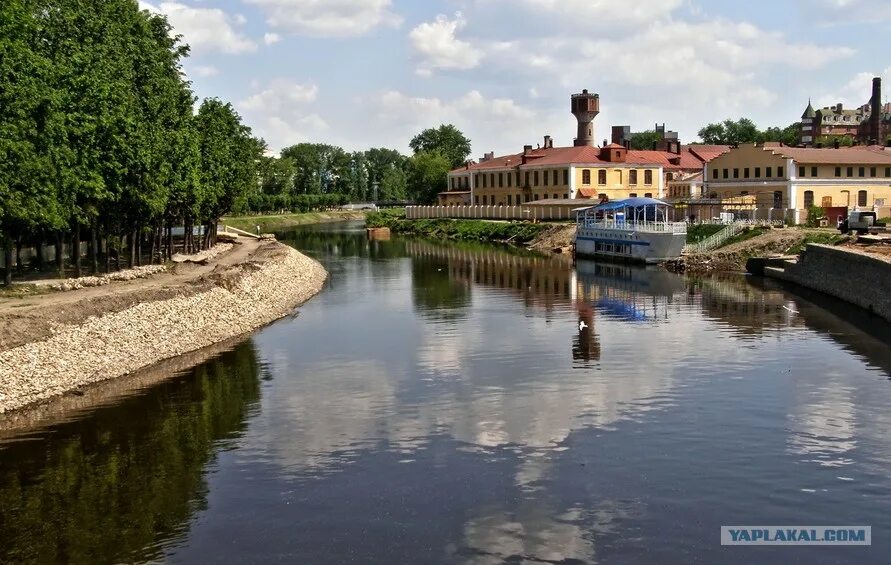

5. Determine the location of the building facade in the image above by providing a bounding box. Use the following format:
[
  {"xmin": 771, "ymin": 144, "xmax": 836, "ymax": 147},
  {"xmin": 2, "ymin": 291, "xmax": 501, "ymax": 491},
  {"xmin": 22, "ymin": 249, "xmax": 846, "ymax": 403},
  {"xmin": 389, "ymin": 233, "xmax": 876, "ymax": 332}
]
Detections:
[
  {"xmin": 703, "ymin": 144, "xmax": 891, "ymax": 222},
  {"xmin": 800, "ymin": 77, "xmax": 891, "ymax": 146}
]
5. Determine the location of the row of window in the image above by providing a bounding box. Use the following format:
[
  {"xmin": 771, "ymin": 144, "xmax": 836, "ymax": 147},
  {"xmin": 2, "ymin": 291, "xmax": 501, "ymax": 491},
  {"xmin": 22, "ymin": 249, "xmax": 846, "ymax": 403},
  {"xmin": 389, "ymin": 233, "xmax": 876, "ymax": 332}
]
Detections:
[
  {"xmin": 581, "ymin": 169, "xmax": 653, "ymax": 186},
  {"xmin": 713, "ymin": 166, "xmax": 784, "ymax": 180},
  {"xmin": 803, "ymin": 189, "xmax": 870, "ymax": 208},
  {"xmin": 472, "ymin": 169, "xmax": 570, "ymax": 189},
  {"xmin": 828, "ymin": 166, "xmax": 890, "ymax": 178},
  {"xmin": 474, "ymin": 193, "xmax": 569, "ymax": 205}
]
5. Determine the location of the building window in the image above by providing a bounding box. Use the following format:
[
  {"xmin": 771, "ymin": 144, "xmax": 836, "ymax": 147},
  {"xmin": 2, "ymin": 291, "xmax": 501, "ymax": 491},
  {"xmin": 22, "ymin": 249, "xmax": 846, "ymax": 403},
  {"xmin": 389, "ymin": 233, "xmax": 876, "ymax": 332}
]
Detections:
[
  {"xmin": 777, "ymin": 166, "xmax": 784, "ymax": 177},
  {"xmin": 631, "ymin": 170, "xmax": 639, "ymax": 184},
  {"xmin": 629, "ymin": 193, "xmax": 637, "ymax": 197},
  {"xmin": 525, "ymin": 171, "xmax": 530, "ymax": 186},
  {"xmin": 582, "ymin": 169, "xmax": 591, "ymax": 184},
  {"xmin": 507, "ymin": 173, "xmax": 512, "ymax": 187},
  {"xmin": 644, "ymin": 192, "xmax": 652, "ymax": 198},
  {"xmin": 475, "ymin": 173, "xmax": 480, "ymax": 186},
  {"xmin": 543, "ymin": 170, "xmax": 549, "ymax": 186},
  {"xmin": 553, "ymin": 193, "xmax": 558, "ymax": 199},
  {"xmin": 811, "ymin": 166, "xmax": 818, "ymax": 177},
  {"xmin": 835, "ymin": 166, "xmax": 841, "ymax": 177},
  {"xmin": 773, "ymin": 191, "xmax": 782, "ymax": 209},
  {"xmin": 804, "ymin": 190, "xmax": 814, "ymax": 208},
  {"xmin": 870, "ymin": 167, "xmax": 877, "ymax": 177},
  {"xmin": 450, "ymin": 178, "xmax": 455, "ymax": 189},
  {"xmin": 766, "ymin": 166, "xmax": 772, "ymax": 177},
  {"xmin": 563, "ymin": 170, "xmax": 569, "ymax": 185},
  {"xmin": 525, "ymin": 194, "xmax": 531, "ymax": 202},
  {"xmin": 533, "ymin": 170, "xmax": 539, "ymax": 185},
  {"xmin": 490, "ymin": 173, "xmax": 495, "ymax": 187},
  {"xmin": 474, "ymin": 195, "xmax": 479, "ymax": 204},
  {"xmin": 886, "ymin": 167, "xmax": 891, "ymax": 177},
  {"xmin": 733, "ymin": 168, "xmax": 739, "ymax": 179},
  {"xmin": 858, "ymin": 190, "xmax": 868, "ymax": 206},
  {"xmin": 723, "ymin": 168, "xmax": 729, "ymax": 179},
  {"xmin": 516, "ymin": 171, "xmax": 521, "ymax": 186},
  {"xmin": 744, "ymin": 168, "xmax": 750, "ymax": 179},
  {"xmin": 755, "ymin": 167, "xmax": 761, "ymax": 178},
  {"xmin": 798, "ymin": 166, "xmax": 805, "ymax": 177},
  {"xmin": 534, "ymin": 194, "xmax": 539, "ymax": 201},
  {"xmin": 741, "ymin": 191, "xmax": 749, "ymax": 195},
  {"xmin": 847, "ymin": 166, "xmax": 853, "ymax": 177},
  {"xmin": 712, "ymin": 169, "xmax": 718, "ymax": 179},
  {"xmin": 598, "ymin": 193, "xmax": 607, "ymax": 201},
  {"xmin": 553, "ymin": 170, "xmax": 559, "ymax": 185},
  {"xmin": 507, "ymin": 194, "xmax": 512, "ymax": 205},
  {"xmin": 598, "ymin": 170, "xmax": 607, "ymax": 184},
  {"xmin": 858, "ymin": 167, "xmax": 865, "ymax": 177},
  {"xmin": 497, "ymin": 173, "xmax": 503, "ymax": 187},
  {"xmin": 644, "ymin": 170, "xmax": 653, "ymax": 185}
]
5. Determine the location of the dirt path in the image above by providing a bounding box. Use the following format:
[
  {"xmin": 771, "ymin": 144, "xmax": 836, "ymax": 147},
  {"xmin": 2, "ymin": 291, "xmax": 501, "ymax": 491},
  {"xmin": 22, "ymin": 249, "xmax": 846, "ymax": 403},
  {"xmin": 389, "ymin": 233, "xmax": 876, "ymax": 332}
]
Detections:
[{"xmin": 0, "ymin": 238, "xmax": 267, "ymax": 351}]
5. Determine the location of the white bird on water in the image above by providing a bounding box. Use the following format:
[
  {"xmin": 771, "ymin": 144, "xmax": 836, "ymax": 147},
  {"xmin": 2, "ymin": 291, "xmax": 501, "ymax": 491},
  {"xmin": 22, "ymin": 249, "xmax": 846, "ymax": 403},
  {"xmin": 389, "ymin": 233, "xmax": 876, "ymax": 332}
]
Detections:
[{"xmin": 579, "ymin": 320, "xmax": 588, "ymax": 331}]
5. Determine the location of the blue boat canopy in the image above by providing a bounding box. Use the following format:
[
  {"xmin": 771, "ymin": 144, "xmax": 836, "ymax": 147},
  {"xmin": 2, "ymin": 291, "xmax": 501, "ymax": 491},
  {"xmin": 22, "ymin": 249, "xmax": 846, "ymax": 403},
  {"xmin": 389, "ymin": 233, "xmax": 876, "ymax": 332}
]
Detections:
[{"xmin": 594, "ymin": 197, "xmax": 671, "ymax": 211}]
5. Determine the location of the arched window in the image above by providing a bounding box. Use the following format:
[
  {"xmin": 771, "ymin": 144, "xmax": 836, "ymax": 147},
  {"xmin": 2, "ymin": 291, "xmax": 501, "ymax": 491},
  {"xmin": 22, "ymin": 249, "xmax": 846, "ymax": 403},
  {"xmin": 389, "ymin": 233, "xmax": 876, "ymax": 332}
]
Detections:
[{"xmin": 803, "ymin": 190, "xmax": 814, "ymax": 208}]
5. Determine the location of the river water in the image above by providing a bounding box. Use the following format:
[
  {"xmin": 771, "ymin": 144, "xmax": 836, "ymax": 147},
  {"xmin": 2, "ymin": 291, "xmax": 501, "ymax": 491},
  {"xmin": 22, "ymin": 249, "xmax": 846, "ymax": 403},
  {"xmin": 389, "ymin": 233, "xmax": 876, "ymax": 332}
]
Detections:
[{"xmin": 2, "ymin": 220, "xmax": 891, "ymax": 564}]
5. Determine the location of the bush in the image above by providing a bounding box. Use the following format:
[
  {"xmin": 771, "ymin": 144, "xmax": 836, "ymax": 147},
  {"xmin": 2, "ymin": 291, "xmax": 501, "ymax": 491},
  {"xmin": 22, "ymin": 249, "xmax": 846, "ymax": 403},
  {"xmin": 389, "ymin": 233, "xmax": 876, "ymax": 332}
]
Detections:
[{"xmin": 366, "ymin": 215, "xmax": 546, "ymax": 244}]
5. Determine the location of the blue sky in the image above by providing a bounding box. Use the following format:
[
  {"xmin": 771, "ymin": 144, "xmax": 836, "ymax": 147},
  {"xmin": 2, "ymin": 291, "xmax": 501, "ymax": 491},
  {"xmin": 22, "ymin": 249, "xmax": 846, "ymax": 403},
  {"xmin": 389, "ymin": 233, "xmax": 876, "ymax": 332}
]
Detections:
[{"xmin": 140, "ymin": 0, "xmax": 891, "ymax": 156}]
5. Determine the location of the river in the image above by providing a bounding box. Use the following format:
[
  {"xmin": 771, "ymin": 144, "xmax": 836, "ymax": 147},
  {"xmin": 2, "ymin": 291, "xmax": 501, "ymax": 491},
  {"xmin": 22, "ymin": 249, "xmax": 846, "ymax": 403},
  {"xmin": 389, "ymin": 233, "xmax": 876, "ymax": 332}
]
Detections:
[{"xmin": 2, "ymin": 220, "xmax": 891, "ymax": 564}]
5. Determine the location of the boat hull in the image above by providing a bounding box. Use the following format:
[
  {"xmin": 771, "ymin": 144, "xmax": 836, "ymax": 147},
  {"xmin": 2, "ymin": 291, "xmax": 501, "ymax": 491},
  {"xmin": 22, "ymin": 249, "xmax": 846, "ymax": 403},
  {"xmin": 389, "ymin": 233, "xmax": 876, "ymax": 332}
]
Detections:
[{"xmin": 574, "ymin": 226, "xmax": 686, "ymax": 264}]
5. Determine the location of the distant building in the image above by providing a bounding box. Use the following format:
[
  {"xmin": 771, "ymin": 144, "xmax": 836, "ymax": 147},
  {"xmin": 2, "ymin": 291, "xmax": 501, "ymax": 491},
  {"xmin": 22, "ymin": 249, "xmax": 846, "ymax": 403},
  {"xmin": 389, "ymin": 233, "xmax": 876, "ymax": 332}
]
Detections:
[
  {"xmin": 703, "ymin": 144, "xmax": 891, "ymax": 223},
  {"xmin": 441, "ymin": 92, "xmax": 729, "ymax": 205},
  {"xmin": 800, "ymin": 77, "xmax": 891, "ymax": 146}
]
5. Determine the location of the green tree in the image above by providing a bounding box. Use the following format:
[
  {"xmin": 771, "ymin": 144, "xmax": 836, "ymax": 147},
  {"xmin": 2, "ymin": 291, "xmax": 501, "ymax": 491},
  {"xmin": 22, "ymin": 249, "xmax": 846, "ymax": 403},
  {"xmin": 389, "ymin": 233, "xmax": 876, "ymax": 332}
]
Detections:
[
  {"xmin": 626, "ymin": 130, "xmax": 662, "ymax": 150},
  {"xmin": 379, "ymin": 165, "xmax": 408, "ymax": 201},
  {"xmin": 409, "ymin": 124, "xmax": 471, "ymax": 169},
  {"xmin": 406, "ymin": 151, "xmax": 450, "ymax": 204}
]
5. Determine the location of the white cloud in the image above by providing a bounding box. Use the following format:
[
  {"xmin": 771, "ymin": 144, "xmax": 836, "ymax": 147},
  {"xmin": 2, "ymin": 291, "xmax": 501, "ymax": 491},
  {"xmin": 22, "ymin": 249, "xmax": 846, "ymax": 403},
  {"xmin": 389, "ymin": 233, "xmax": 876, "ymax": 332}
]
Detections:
[
  {"xmin": 191, "ymin": 65, "xmax": 219, "ymax": 77},
  {"xmin": 139, "ymin": 1, "xmax": 257, "ymax": 54},
  {"xmin": 817, "ymin": 66, "xmax": 891, "ymax": 108},
  {"xmin": 237, "ymin": 80, "xmax": 328, "ymax": 152},
  {"xmin": 508, "ymin": 0, "xmax": 684, "ymax": 26},
  {"xmin": 409, "ymin": 12, "xmax": 482, "ymax": 76},
  {"xmin": 264, "ymin": 32, "xmax": 282, "ymax": 45},
  {"xmin": 245, "ymin": 0, "xmax": 402, "ymax": 37}
]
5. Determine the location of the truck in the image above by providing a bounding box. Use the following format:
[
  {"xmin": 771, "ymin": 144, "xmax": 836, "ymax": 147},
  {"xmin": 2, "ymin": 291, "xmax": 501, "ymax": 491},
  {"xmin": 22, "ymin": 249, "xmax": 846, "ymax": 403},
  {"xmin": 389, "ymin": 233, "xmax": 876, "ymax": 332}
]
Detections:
[{"xmin": 837, "ymin": 210, "xmax": 887, "ymax": 234}]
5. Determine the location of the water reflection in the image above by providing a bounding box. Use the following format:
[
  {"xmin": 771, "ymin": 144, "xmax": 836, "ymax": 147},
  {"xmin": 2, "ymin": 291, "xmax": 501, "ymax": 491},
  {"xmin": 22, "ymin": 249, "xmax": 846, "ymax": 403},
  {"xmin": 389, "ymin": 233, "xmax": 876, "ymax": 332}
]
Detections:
[
  {"xmin": 0, "ymin": 342, "xmax": 262, "ymax": 564},
  {"xmin": 3, "ymin": 222, "xmax": 891, "ymax": 564}
]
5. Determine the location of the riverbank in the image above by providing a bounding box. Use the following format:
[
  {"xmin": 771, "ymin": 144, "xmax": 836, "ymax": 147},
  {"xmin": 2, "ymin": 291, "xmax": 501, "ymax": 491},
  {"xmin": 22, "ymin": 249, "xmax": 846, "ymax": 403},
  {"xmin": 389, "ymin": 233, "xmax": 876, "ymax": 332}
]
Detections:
[
  {"xmin": 223, "ymin": 210, "xmax": 366, "ymax": 233},
  {"xmin": 366, "ymin": 212, "xmax": 549, "ymax": 245},
  {"xmin": 0, "ymin": 238, "xmax": 327, "ymax": 414}
]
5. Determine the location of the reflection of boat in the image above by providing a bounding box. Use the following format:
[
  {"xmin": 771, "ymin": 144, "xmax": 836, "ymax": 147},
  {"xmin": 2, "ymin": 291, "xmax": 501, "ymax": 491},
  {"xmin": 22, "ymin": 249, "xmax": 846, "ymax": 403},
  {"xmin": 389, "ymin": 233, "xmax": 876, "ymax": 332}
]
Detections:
[
  {"xmin": 575, "ymin": 260, "xmax": 686, "ymax": 298},
  {"xmin": 596, "ymin": 297, "xmax": 648, "ymax": 321},
  {"xmin": 573, "ymin": 198, "xmax": 686, "ymax": 264}
]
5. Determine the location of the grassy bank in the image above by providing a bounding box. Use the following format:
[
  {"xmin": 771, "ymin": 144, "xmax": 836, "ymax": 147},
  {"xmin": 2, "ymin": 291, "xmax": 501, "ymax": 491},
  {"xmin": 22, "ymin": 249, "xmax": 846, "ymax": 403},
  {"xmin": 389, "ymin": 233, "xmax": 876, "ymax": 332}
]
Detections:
[
  {"xmin": 366, "ymin": 211, "xmax": 547, "ymax": 244},
  {"xmin": 222, "ymin": 210, "xmax": 367, "ymax": 233}
]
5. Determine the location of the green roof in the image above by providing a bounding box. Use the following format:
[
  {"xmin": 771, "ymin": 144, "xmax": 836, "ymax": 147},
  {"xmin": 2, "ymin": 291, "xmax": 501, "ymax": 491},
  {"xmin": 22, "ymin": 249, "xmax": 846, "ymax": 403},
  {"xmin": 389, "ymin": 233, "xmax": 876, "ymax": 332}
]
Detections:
[{"xmin": 801, "ymin": 99, "xmax": 816, "ymax": 119}]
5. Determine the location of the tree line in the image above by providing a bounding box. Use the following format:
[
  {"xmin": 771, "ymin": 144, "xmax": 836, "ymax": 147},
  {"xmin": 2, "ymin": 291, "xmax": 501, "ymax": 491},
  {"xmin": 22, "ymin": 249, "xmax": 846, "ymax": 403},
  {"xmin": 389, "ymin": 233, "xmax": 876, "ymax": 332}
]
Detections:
[
  {"xmin": 1, "ymin": 0, "xmax": 263, "ymax": 285},
  {"xmin": 245, "ymin": 124, "xmax": 472, "ymax": 214}
]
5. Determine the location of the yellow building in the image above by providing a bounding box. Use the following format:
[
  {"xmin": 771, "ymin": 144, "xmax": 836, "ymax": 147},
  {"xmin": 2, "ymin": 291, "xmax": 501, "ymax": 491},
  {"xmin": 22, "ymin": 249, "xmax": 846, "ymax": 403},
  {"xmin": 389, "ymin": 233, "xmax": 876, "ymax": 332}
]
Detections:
[
  {"xmin": 444, "ymin": 140, "xmax": 704, "ymax": 206},
  {"xmin": 703, "ymin": 144, "xmax": 891, "ymax": 223}
]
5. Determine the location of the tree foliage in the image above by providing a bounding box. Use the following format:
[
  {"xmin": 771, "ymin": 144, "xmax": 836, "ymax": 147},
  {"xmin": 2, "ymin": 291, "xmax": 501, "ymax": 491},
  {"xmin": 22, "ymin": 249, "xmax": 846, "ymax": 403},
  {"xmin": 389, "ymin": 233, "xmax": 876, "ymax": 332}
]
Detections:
[
  {"xmin": 697, "ymin": 118, "xmax": 799, "ymax": 146},
  {"xmin": 0, "ymin": 0, "xmax": 262, "ymax": 284},
  {"xmin": 626, "ymin": 130, "xmax": 663, "ymax": 150},
  {"xmin": 409, "ymin": 124, "xmax": 471, "ymax": 169}
]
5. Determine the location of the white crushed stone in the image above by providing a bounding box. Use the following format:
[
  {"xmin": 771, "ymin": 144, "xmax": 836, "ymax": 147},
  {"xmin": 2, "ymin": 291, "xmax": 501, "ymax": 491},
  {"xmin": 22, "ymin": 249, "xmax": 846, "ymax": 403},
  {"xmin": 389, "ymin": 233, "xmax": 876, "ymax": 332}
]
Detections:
[{"xmin": 0, "ymin": 245, "xmax": 327, "ymax": 413}]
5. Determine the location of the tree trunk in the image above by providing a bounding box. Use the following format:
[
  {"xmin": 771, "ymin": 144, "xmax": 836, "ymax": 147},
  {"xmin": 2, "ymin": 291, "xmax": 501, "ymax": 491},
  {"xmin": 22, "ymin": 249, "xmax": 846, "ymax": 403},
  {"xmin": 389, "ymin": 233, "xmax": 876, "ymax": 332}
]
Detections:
[
  {"xmin": 182, "ymin": 217, "xmax": 189, "ymax": 254},
  {"xmin": 35, "ymin": 239, "xmax": 44, "ymax": 270},
  {"xmin": 135, "ymin": 227, "xmax": 142, "ymax": 267},
  {"xmin": 90, "ymin": 224, "xmax": 98, "ymax": 274},
  {"xmin": 127, "ymin": 230, "xmax": 135, "ymax": 268},
  {"xmin": 3, "ymin": 234, "xmax": 13, "ymax": 286},
  {"xmin": 149, "ymin": 225, "xmax": 157, "ymax": 264},
  {"xmin": 104, "ymin": 235, "xmax": 110, "ymax": 273},
  {"xmin": 73, "ymin": 223, "xmax": 82, "ymax": 278},
  {"xmin": 15, "ymin": 237, "xmax": 23, "ymax": 272},
  {"xmin": 55, "ymin": 231, "xmax": 64, "ymax": 278}
]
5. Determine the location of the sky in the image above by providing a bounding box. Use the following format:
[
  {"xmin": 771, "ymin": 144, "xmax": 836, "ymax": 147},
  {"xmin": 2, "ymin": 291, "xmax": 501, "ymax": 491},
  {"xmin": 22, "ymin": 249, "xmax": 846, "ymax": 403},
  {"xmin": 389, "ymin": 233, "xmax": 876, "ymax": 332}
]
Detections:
[{"xmin": 139, "ymin": 0, "xmax": 891, "ymax": 158}]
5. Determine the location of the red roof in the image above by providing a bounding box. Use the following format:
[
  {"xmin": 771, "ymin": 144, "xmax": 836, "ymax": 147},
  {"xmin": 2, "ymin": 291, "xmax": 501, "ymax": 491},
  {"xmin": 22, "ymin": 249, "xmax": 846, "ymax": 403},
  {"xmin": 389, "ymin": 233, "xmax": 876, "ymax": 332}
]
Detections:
[
  {"xmin": 686, "ymin": 145, "xmax": 732, "ymax": 163},
  {"xmin": 769, "ymin": 146, "xmax": 891, "ymax": 165}
]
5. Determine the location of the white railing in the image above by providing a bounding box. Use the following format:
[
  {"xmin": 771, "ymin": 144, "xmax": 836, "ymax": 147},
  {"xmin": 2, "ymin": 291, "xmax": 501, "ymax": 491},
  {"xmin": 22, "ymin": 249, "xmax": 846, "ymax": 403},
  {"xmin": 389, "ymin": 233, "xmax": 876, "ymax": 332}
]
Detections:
[
  {"xmin": 683, "ymin": 221, "xmax": 746, "ymax": 254},
  {"xmin": 406, "ymin": 205, "xmax": 573, "ymax": 221},
  {"xmin": 579, "ymin": 220, "xmax": 687, "ymax": 234}
]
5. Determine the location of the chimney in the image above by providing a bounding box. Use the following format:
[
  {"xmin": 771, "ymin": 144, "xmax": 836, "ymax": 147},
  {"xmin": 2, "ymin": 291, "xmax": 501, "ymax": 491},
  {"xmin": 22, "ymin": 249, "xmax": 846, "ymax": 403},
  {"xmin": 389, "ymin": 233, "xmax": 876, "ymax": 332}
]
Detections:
[
  {"xmin": 836, "ymin": 103, "xmax": 843, "ymax": 112},
  {"xmin": 543, "ymin": 135, "xmax": 553, "ymax": 149},
  {"xmin": 523, "ymin": 144, "xmax": 533, "ymax": 155},
  {"xmin": 870, "ymin": 77, "xmax": 881, "ymax": 145}
]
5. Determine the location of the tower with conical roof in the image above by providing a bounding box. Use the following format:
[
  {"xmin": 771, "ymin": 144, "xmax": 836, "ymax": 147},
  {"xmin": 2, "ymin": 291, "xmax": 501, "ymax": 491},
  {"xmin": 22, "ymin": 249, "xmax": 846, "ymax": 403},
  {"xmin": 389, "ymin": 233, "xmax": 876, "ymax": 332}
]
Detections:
[{"xmin": 800, "ymin": 99, "xmax": 816, "ymax": 146}]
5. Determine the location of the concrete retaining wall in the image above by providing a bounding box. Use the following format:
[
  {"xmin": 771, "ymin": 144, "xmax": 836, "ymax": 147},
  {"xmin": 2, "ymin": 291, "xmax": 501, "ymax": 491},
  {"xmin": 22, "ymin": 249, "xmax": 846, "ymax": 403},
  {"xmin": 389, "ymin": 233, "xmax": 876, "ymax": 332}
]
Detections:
[{"xmin": 765, "ymin": 244, "xmax": 891, "ymax": 322}]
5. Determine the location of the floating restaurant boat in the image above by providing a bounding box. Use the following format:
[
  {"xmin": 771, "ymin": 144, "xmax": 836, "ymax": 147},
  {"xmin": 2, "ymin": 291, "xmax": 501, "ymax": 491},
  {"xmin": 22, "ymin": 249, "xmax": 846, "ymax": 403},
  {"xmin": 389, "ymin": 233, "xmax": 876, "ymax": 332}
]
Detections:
[{"xmin": 573, "ymin": 197, "xmax": 686, "ymax": 264}]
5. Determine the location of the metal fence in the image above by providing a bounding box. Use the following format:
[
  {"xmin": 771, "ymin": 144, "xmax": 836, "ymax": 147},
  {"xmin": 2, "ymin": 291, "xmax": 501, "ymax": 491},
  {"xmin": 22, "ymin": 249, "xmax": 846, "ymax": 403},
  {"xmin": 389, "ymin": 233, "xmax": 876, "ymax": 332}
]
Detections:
[{"xmin": 683, "ymin": 221, "xmax": 747, "ymax": 254}]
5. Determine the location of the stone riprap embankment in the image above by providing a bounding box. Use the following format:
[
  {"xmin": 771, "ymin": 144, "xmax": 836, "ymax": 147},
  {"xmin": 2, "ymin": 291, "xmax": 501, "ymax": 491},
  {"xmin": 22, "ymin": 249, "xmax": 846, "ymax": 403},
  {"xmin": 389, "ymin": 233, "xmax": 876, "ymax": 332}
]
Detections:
[
  {"xmin": 763, "ymin": 243, "xmax": 891, "ymax": 322},
  {"xmin": 0, "ymin": 241, "xmax": 326, "ymax": 413}
]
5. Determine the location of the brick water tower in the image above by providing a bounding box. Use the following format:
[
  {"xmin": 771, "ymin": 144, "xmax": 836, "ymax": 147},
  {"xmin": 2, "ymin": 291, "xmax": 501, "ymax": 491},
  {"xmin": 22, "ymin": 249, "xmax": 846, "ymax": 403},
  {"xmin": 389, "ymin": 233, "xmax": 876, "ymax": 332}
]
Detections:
[{"xmin": 571, "ymin": 89, "xmax": 600, "ymax": 147}]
